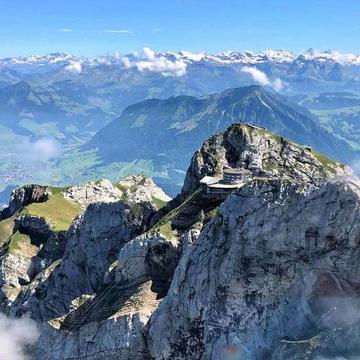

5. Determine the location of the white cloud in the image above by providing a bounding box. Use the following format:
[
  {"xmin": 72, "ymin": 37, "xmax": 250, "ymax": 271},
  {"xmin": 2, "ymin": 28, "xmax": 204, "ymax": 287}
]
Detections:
[
  {"xmin": 0, "ymin": 313, "xmax": 39, "ymax": 360},
  {"xmin": 59, "ymin": 28, "xmax": 72, "ymax": 32},
  {"xmin": 241, "ymin": 66, "xmax": 269, "ymax": 86},
  {"xmin": 272, "ymin": 78, "xmax": 283, "ymax": 91},
  {"xmin": 65, "ymin": 61, "xmax": 82, "ymax": 73},
  {"xmin": 153, "ymin": 28, "xmax": 161, "ymax": 32},
  {"xmin": 17, "ymin": 137, "xmax": 62, "ymax": 162},
  {"xmin": 143, "ymin": 47, "xmax": 156, "ymax": 60},
  {"xmin": 103, "ymin": 29, "xmax": 133, "ymax": 34},
  {"xmin": 122, "ymin": 47, "xmax": 187, "ymax": 77},
  {"xmin": 122, "ymin": 56, "xmax": 132, "ymax": 68},
  {"xmin": 241, "ymin": 66, "xmax": 283, "ymax": 91}
]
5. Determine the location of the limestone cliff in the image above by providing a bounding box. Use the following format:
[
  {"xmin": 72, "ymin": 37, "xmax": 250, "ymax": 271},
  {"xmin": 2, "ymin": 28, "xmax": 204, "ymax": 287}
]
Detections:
[
  {"xmin": 0, "ymin": 123, "xmax": 356, "ymax": 360},
  {"xmin": 147, "ymin": 177, "xmax": 360, "ymax": 359}
]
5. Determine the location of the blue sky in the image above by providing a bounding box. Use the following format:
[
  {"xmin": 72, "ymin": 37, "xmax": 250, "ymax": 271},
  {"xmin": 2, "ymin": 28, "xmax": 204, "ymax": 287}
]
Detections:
[{"xmin": 0, "ymin": 0, "xmax": 359, "ymax": 57}]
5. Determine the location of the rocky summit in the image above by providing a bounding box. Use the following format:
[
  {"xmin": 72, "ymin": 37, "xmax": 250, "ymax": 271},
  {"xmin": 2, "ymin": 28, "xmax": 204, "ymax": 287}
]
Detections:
[{"xmin": 0, "ymin": 123, "xmax": 357, "ymax": 359}]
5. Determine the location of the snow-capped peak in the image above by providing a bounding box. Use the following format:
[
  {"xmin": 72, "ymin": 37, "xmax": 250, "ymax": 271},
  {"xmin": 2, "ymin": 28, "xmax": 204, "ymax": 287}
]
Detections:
[
  {"xmin": 173, "ymin": 49, "xmax": 360, "ymax": 65},
  {"xmin": 1, "ymin": 52, "xmax": 76, "ymax": 65},
  {"xmin": 1, "ymin": 49, "xmax": 360, "ymax": 74},
  {"xmin": 301, "ymin": 48, "xmax": 360, "ymax": 65},
  {"xmin": 159, "ymin": 49, "xmax": 296, "ymax": 65},
  {"xmin": 0, "ymin": 52, "xmax": 82, "ymax": 74}
]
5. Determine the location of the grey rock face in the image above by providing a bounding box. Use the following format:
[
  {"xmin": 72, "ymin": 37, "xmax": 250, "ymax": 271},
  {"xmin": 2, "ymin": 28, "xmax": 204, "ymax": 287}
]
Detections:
[
  {"xmin": 0, "ymin": 184, "xmax": 48, "ymax": 219},
  {"xmin": 35, "ymin": 281, "xmax": 158, "ymax": 360},
  {"xmin": 147, "ymin": 177, "xmax": 360, "ymax": 359},
  {"xmin": 64, "ymin": 179, "xmax": 123, "ymax": 208},
  {"xmin": 11, "ymin": 199, "xmax": 156, "ymax": 322},
  {"xmin": 30, "ymin": 228, "xmax": 181, "ymax": 359},
  {"xmin": 116, "ymin": 232, "xmax": 180, "ymax": 295},
  {"xmin": 64, "ymin": 176, "xmax": 170, "ymax": 209},
  {"xmin": 0, "ymin": 176, "xmax": 171, "ymax": 360}
]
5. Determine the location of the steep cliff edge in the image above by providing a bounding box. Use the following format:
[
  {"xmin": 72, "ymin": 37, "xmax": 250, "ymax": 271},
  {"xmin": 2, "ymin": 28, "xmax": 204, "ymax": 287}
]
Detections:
[
  {"xmin": 147, "ymin": 177, "xmax": 360, "ymax": 359},
  {"xmin": 0, "ymin": 123, "xmax": 356, "ymax": 360}
]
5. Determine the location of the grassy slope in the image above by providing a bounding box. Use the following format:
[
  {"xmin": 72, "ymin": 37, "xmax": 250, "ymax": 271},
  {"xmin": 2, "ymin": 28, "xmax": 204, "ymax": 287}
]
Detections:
[
  {"xmin": 8, "ymin": 231, "xmax": 31, "ymax": 254},
  {"xmin": 21, "ymin": 187, "xmax": 82, "ymax": 231},
  {"xmin": 151, "ymin": 196, "xmax": 168, "ymax": 210},
  {"xmin": 0, "ymin": 215, "xmax": 16, "ymax": 247}
]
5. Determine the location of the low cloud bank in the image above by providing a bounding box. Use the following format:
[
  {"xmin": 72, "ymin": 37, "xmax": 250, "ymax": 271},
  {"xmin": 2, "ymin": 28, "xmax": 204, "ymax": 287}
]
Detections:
[
  {"xmin": 0, "ymin": 313, "xmax": 39, "ymax": 360},
  {"xmin": 16, "ymin": 137, "xmax": 62, "ymax": 162},
  {"xmin": 65, "ymin": 61, "xmax": 82, "ymax": 73},
  {"xmin": 241, "ymin": 66, "xmax": 283, "ymax": 91},
  {"xmin": 122, "ymin": 47, "xmax": 187, "ymax": 77}
]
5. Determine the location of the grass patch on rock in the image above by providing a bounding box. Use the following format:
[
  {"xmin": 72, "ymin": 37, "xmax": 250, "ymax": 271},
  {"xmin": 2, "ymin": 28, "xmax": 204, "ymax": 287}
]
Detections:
[
  {"xmin": 8, "ymin": 231, "xmax": 31, "ymax": 254},
  {"xmin": 21, "ymin": 187, "xmax": 82, "ymax": 231},
  {"xmin": 151, "ymin": 196, "xmax": 168, "ymax": 210},
  {"xmin": 312, "ymin": 150, "xmax": 344, "ymax": 174},
  {"xmin": 0, "ymin": 215, "xmax": 16, "ymax": 246}
]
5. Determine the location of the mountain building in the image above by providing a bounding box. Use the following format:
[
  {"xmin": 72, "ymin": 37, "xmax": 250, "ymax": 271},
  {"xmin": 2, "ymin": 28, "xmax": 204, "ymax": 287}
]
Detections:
[{"xmin": 200, "ymin": 166, "xmax": 252, "ymax": 200}]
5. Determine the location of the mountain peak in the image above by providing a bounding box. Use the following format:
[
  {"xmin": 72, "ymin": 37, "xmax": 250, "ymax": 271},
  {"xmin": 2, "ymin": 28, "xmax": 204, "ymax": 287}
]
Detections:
[
  {"xmin": 1, "ymin": 49, "xmax": 360, "ymax": 71},
  {"xmin": 181, "ymin": 122, "xmax": 350, "ymax": 195}
]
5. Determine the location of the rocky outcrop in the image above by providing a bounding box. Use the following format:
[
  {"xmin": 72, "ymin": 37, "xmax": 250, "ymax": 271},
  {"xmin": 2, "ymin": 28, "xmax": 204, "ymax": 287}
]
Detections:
[
  {"xmin": 0, "ymin": 185, "xmax": 48, "ymax": 220},
  {"xmin": 64, "ymin": 179, "xmax": 123, "ymax": 208},
  {"xmin": 0, "ymin": 214, "xmax": 62, "ymax": 309},
  {"xmin": 64, "ymin": 176, "xmax": 171, "ymax": 209},
  {"xmin": 0, "ymin": 175, "xmax": 174, "ymax": 358},
  {"xmin": 147, "ymin": 177, "xmax": 360, "ymax": 359},
  {"xmin": 117, "ymin": 175, "xmax": 171, "ymax": 204},
  {"xmin": 116, "ymin": 232, "xmax": 180, "ymax": 293},
  {"xmin": 36, "ymin": 307, "xmax": 154, "ymax": 360},
  {"xmin": 182, "ymin": 123, "xmax": 351, "ymax": 196},
  {"xmin": 14, "ymin": 214, "xmax": 53, "ymax": 236}
]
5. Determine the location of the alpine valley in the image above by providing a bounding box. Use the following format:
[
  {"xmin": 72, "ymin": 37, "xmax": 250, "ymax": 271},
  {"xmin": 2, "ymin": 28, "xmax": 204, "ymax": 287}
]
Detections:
[{"xmin": 1, "ymin": 48, "xmax": 360, "ymax": 200}]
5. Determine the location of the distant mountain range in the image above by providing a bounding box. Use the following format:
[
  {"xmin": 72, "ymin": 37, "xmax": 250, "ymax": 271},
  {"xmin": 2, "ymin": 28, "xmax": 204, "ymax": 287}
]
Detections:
[
  {"xmin": 1, "ymin": 49, "xmax": 360, "ymax": 146},
  {"xmin": 0, "ymin": 80, "xmax": 114, "ymax": 143},
  {"xmin": 2, "ymin": 48, "xmax": 360, "ymax": 69},
  {"xmin": 1, "ymin": 49, "xmax": 360, "ymax": 98}
]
